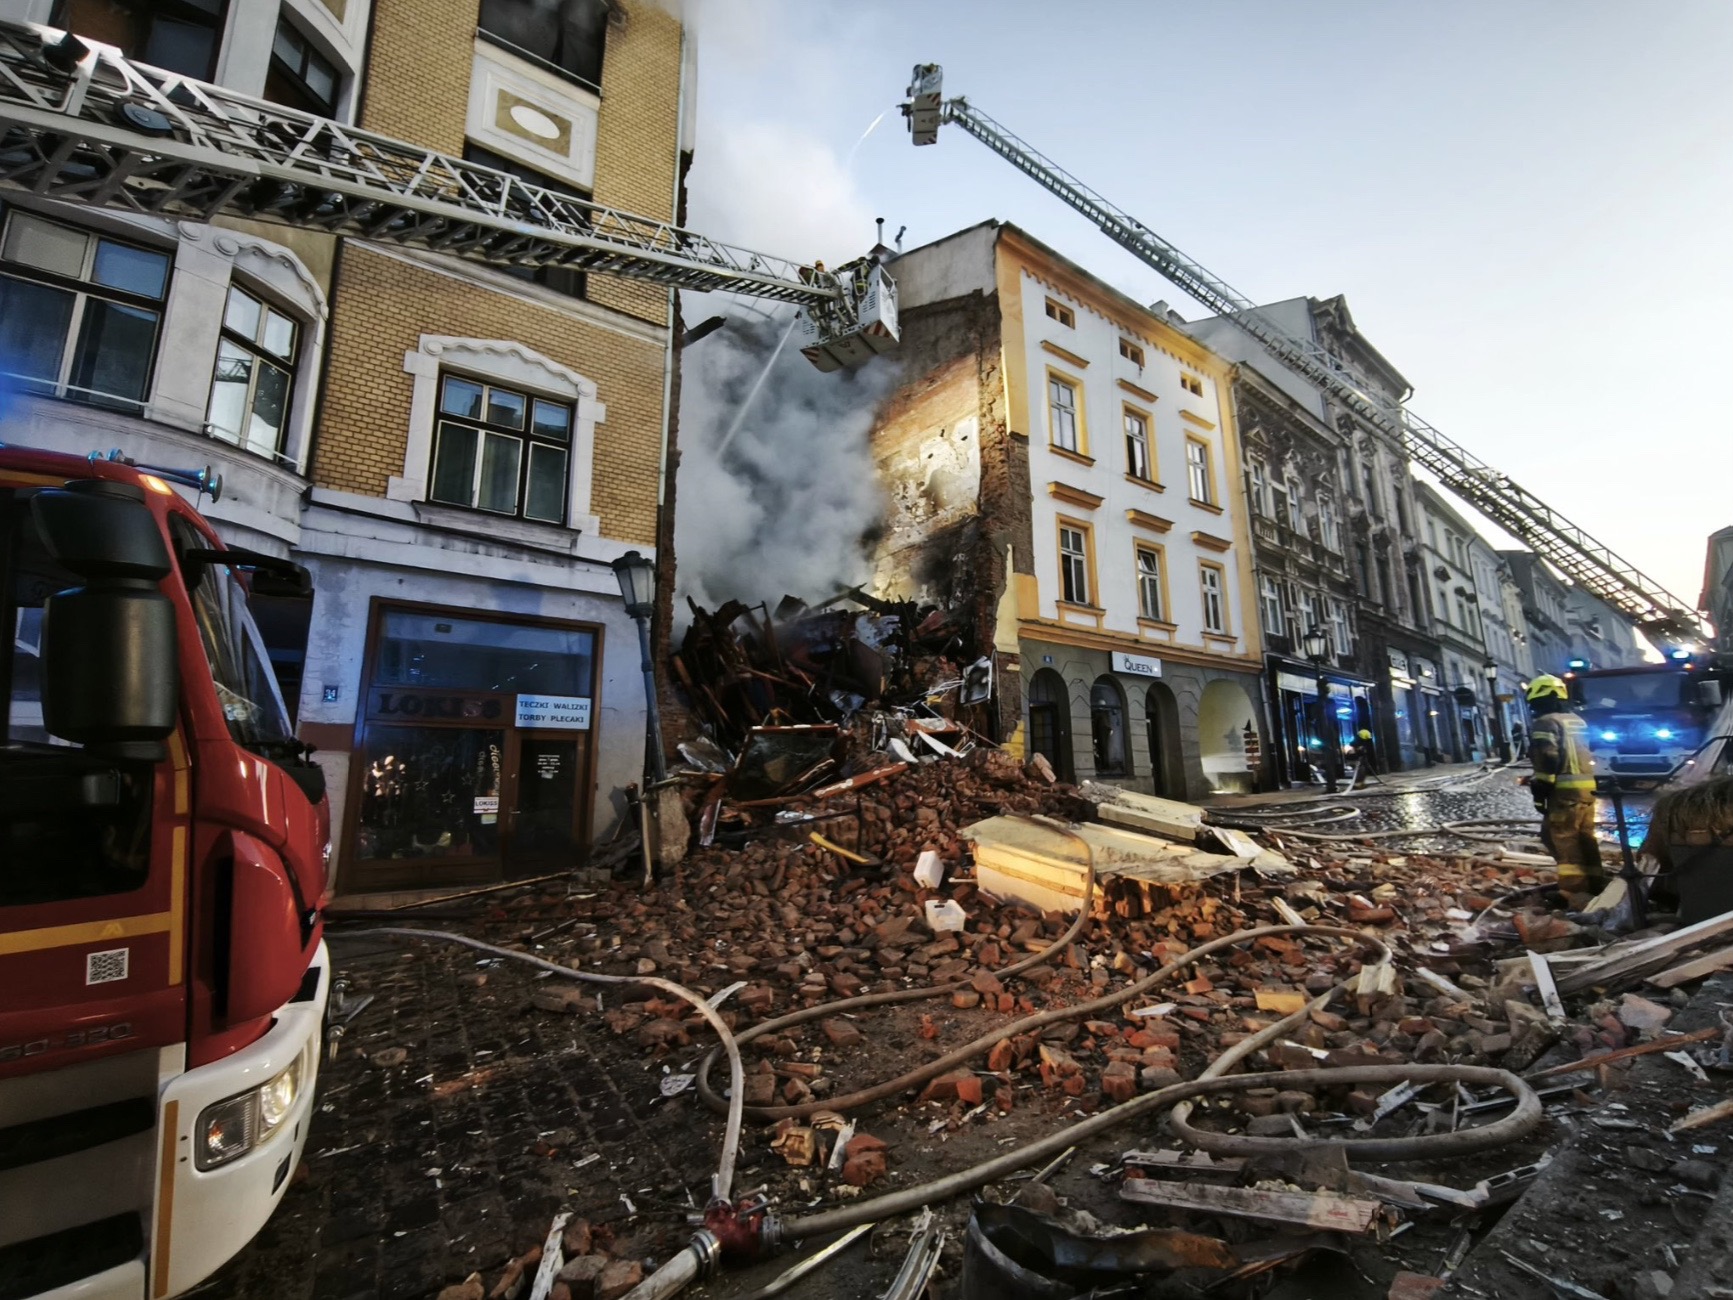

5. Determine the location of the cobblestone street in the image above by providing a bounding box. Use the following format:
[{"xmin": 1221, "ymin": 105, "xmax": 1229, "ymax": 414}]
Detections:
[{"xmin": 201, "ymin": 933, "xmax": 719, "ymax": 1300}]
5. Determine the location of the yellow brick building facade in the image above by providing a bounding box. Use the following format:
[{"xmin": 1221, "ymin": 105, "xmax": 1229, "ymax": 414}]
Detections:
[{"xmin": 292, "ymin": 0, "xmax": 691, "ymax": 892}]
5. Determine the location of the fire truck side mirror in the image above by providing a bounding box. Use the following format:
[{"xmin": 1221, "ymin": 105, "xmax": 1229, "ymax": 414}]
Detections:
[
  {"xmin": 32, "ymin": 480, "xmax": 179, "ymax": 759},
  {"xmin": 1699, "ymin": 679, "xmax": 1726, "ymax": 709}
]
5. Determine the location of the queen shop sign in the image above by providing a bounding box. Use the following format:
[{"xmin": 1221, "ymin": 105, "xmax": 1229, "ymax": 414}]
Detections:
[
  {"xmin": 1111, "ymin": 651, "xmax": 1162, "ymax": 679},
  {"xmin": 514, "ymin": 693, "xmax": 593, "ymax": 730}
]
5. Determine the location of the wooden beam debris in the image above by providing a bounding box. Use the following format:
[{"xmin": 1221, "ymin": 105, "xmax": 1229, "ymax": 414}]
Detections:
[
  {"xmin": 1525, "ymin": 1025, "xmax": 1723, "ymax": 1080},
  {"xmin": 1121, "ymin": 1177, "xmax": 1382, "ymax": 1233},
  {"xmin": 1647, "ymin": 944, "xmax": 1733, "ymax": 990},
  {"xmin": 1555, "ymin": 909, "xmax": 1733, "ymax": 995},
  {"xmin": 1528, "ymin": 951, "xmax": 1567, "ymax": 1021}
]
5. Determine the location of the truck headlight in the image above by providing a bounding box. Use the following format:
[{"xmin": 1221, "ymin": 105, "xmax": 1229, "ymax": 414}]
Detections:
[
  {"xmin": 259, "ymin": 1057, "xmax": 300, "ymax": 1129},
  {"xmin": 195, "ymin": 1056, "xmax": 304, "ymax": 1170}
]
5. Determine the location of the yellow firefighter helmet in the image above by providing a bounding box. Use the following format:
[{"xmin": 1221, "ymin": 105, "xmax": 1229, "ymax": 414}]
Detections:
[{"xmin": 1525, "ymin": 674, "xmax": 1569, "ymax": 702}]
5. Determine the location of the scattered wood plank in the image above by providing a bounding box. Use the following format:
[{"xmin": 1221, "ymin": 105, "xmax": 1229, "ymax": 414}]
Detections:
[
  {"xmin": 1120, "ymin": 1177, "xmax": 1381, "ymax": 1233},
  {"xmin": 1669, "ymin": 1095, "xmax": 1733, "ymax": 1135},
  {"xmin": 1255, "ymin": 989, "xmax": 1310, "ymax": 1015},
  {"xmin": 1081, "ymin": 781, "xmax": 1204, "ymax": 842},
  {"xmin": 1556, "ymin": 910, "xmax": 1733, "ymax": 994},
  {"xmin": 1272, "ymin": 897, "xmax": 1308, "ymax": 927},
  {"xmin": 1355, "ymin": 960, "xmax": 1398, "ymax": 1012},
  {"xmin": 1648, "ymin": 944, "xmax": 1733, "ymax": 990},
  {"xmin": 527, "ymin": 1212, "xmax": 571, "ymax": 1300},
  {"xmin": 1121, "ymin": 1149, "xmax": 1246, "ymax": 1175}
]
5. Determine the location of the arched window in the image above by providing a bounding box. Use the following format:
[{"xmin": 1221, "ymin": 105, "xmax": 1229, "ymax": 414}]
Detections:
[
  {"xmin": 1090, "ymin": 676, "xmax": 1128, "ymax": 777},
  {"xmin": 1027, "ymin": 668, "xmax": 1072, "ymax": 783}
]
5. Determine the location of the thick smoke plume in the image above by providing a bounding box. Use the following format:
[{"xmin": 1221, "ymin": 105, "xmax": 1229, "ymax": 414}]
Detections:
[{"xmin": 674, "ymin": 300, "xmax": 895, "ymax": 614}]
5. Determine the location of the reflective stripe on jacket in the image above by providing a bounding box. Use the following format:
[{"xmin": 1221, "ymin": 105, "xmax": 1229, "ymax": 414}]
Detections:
[{"xmin": 1530, "ymin": 712, "xmax": 1596, "ymax": 791}]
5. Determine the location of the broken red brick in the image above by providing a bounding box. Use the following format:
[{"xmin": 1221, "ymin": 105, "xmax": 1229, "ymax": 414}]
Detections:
[
  {"xmin": 918, "ymin": 1068, "xmax": 977, "ymax": 1104},
  {"xmin": 1101, "ymin": 1061, "xmax": 1138, "ymax": 1104},
  {"xmin": 821, "ymin": 1018, "xmax": 863, "ymax": 1048},
  {"xmin": 842, "ymin": 1149, "xmax": 887, "ymax": 1187}
]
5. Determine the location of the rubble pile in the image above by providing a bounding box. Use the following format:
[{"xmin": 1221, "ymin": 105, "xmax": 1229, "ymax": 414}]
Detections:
[
  {"xmin": 389, "ymin": 764, "xmax": 1733, "ymax": 1298},
  {"xmin": 672, "ymin": 592, "xmax": 992, "ymax": 752}
]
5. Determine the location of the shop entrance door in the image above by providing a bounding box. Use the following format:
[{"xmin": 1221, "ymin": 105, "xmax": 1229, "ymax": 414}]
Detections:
[{"xmin": 506, "ymin": 733, "xmax": 587, "ymax": 874}]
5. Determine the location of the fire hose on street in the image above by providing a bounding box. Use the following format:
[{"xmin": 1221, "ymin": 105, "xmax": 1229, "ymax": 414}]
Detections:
[{"xmin": 348, "ymin": 817, "xmax": 1549, "ymax": 1300}]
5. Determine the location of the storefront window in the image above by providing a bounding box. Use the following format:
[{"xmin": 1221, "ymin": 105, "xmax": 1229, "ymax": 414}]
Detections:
[
  {"xmin": 355, "ymin": 726, "xmax": 504, "ymax": 862},
  {"xmin": 1392, "ymin": 686, "xmax": 1420, "ymax": 751},
  {"xmin": 351, "ymin": 605, "xmax": 601, "ymax": 883},
  {"xmin": 374, "ymin": 610, "xmax": 594, "ymax": 695},
  {"xmin": 1090, "ymin": 677, "xmax": 1128, "ymax": 777}
]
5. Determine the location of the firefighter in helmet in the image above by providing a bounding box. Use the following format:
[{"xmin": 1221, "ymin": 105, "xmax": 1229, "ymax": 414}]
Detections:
[{"xmin": 1525, "ymin": 674, "xmax": 1604, "ymax": 903}]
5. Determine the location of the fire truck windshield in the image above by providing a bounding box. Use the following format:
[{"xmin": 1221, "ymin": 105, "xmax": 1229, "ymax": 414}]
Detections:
[
  {"xmin": 1579, "ymin": 672, "xmax": 1689, "ymax": 712},
  {"xmin": 170, "ymin": 517, "xmax": 296, "ymax": 755}
]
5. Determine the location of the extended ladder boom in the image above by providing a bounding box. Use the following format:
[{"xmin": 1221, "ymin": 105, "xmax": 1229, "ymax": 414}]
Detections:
[
  {"xmin": 903, "ymin": 65, "xmax": 1703, "ymax": 642},
  {"xmin": 0, "ymin": 22, "xmax": 898, "ymax": 370}
]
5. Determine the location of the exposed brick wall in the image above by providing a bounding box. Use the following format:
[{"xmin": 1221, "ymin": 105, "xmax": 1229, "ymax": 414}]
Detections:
[
  {"xmin": 587, "ymin": 1, "xmax": 682, "ymax": 326},
  {"xmin": 864, "ymin": 289, "xmax": 1027, "ymax": 739},
  {"xmin": 314, "ymin": 244, "xmax": 664, "ymax": 546},
  {"xmin": 359, "ymin": 0, "xmax": 473, "ymax": 154},
  {"xmin": 358, "ymin": 0, "xmax": 678, "ymax": 327}
]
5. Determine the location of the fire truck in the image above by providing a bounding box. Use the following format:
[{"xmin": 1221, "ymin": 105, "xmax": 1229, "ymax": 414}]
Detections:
[
  {"xmin": 1571, "ymin": 654, "xmax": 1733, "ymax": 791},
  {"xmin": 0, "ymin": 16, "xmax": 900, "ymax": 1298},
  {"xmin": 2, "ymin": 446, "xmax": 329, "ymax": 1299}
]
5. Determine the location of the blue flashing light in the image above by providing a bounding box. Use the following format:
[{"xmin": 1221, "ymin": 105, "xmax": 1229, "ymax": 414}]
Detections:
[
  {"xmin": 1599, "ymin": 730, "xmax": 1620, "ymax": 743},
  {"xmin": 1335, "ymin": 707, "xmax": 1352, "ymax": 717},
  {"xmin": 1656, "ymin": 728, "xmax": 1675, "ymax": 741},
  {"xmin": 1567, "ymin": 658, "xmax": 1589, "ymax": 671},
  {"xmin": 1669, "ymin": 648, "xmax": 1692, "ymax": 662},
  {"xmin": 1308, "ymin": 738, "xmax": 1323, "ymax": 749}
]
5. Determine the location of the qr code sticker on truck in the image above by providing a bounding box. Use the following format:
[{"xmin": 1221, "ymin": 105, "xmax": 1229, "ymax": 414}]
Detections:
[{"xmin": 86, "ymin": 948, "xmax": 130, "ymax": 985}]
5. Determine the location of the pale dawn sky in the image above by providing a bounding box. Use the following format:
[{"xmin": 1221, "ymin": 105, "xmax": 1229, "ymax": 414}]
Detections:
[{"xmin": 682, "ymin": 0, "xmax": 1733, "ymax": 620}]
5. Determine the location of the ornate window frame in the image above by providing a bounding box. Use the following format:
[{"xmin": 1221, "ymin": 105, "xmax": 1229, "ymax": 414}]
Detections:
[{"xmin": 390, "ymin": 335, "xmax": 603, "ymax": 535}]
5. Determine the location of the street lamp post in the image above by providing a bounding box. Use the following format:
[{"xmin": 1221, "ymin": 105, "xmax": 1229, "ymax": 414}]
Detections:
[
  {"xmin": 1302, "ymin": 624, "xmax": 1339, "ymax": 794},
  {"xmin": 611, "ymin": 550, "xmax": 666, "ymax": 783},
  {"xmin": 1483, "ymin": 660, "xmax": 1510, "ymax": 764}
]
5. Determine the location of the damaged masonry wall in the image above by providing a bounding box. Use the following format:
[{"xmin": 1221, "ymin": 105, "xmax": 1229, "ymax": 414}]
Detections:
[{"xmin": 866, "ymin": 222, "xmax": 1030, "ymax": 744}]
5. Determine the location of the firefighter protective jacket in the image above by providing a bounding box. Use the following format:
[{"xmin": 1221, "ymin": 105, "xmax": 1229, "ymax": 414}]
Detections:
[{"xmin": 1529, "ymin": 711, "xmax": 1596, "ymax": 798}]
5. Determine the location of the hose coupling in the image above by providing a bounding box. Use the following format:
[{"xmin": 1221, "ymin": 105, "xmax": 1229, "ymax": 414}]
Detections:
[
  {"xmin": 685, "ymin": 1229, "xmax": 722, "ymax": 1280},
  {"xmin": 702, "ymin": 1196, "xmax": 779, "ymax": 1262}
]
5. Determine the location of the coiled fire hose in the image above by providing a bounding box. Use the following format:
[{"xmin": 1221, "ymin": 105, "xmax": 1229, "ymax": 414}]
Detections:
[{"xmin": 628, "ymin": 916, "xmax": 1538, "ymax": 1300}]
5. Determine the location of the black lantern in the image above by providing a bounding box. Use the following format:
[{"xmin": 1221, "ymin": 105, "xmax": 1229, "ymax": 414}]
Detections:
[
  {"xmin": 611, "ymin": 550, "xmax": 665, "ymax": 781},
  {"xmin": 1484, "ymin": 659, "xmax": 1510, "ymax": 764},
  {"xmin": 611, "ymin": 550, "xmax": 656, "ymax": 619},
  {"xmin": 1302, "ymin": 624, "xmax": 1338, "ymax": 794}
]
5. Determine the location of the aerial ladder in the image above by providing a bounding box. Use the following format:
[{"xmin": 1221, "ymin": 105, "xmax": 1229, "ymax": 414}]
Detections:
[
  {"xmin": 0, "ymin": 21, "xmax": 898, "ymax": 372},
  {"xmin": 903, "ymin": 65, "xmax": 1708, "ymax": 647}
]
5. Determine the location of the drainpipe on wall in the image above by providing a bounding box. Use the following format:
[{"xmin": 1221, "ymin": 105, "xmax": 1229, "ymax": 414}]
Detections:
[{"xmin": 646, "ymin": 26, "xmax": 695, "ymax": 781}]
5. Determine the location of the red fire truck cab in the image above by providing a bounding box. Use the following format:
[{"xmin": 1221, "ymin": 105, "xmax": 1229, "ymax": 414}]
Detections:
[{"xmin": 1, "ymin": 445, "xmax": 330, "ymax": 1299}]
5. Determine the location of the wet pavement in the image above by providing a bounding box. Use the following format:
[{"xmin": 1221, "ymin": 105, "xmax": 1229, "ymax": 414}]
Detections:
[{"xmin": 1208, "ymin": 761, "xmax": 1654, "ymax": 858}]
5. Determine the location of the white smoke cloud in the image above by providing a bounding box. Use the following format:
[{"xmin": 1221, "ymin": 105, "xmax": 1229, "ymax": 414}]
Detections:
[
  {"xmin": 686, "ymin": 118, "xmax": 879, "ymax": 267},
  {"xmin": 674, "ymin": 299, "xmax": 896, "ymax": 614}
]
